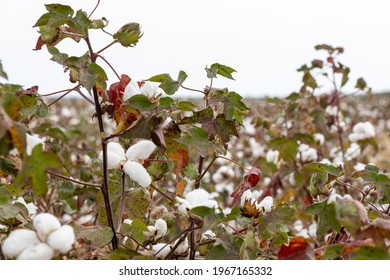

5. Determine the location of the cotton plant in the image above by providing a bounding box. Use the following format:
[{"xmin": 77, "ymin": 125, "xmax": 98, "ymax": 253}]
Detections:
[
  {"xmin": 123, "ymin": 79, "xmax": 163, "ymax": 101},
  {"xmin": 175, "ymin": 189, "xmax": 219, "ymax": 215},
  {"xmin": 2, "ymin": 213, "xmax": 75, "ymax": 260},
  {"xmin": 99, "ymin": 140, "xmax": 156, "ymax": 188},
  {"xmin": 26, "ymin": 133, "xmax": 45, "ymax": 156}
]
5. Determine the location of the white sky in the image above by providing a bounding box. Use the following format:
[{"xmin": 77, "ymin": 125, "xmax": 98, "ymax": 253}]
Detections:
[{"xmin": 0, "ymin": 0, "xmax": 389, "ymax": 98}]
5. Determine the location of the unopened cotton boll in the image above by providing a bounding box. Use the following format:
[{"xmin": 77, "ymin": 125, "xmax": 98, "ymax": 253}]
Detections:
[
  {"xmin": 17, "ymin": 243, "xmax": 54, "ymax": 260},
  {"xmin": 2, "ymin": 229, "xmax": 40, "ymax": 258},
  {"xmin": 259, "ymin": 196, "xmax": 273, "ymax": 212},
  {"xmin": 123, "ymin": 161, "xmax": 152, "ymax": 188},
  {"xmin": 33, "ymin": 213, "xmax": 61, "ymax": 241},
  {"xmin": 125, "ymin": 140, "xmax": 156, "ymax": 161},
  {"xmin": 47, "ymin": 225, "xmax": 75, "ymax": 254}
]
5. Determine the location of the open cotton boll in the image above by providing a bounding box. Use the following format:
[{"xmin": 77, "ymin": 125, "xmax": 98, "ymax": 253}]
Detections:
[
  {"xmin": 345, "ymin": 143, "xmax": 361, "ymax": 160},
  {"xmin": 297, "ymin": 143, "xmax": 318, "ymax": 162},
  {"xmin": 26, "ymin": 134, "xmax": 44, "ymax": 156},
  {"xmin": 2, "ymin": 229, "xmax": 40, "ymax": 258},
  {"xmin": 175, "ymin": 197, "xmax": 192, "ymax": 215},
  {"xmin": 123, "ymin": 79, "xmax": 142, "ymax": 101},
  {"xmin": 185, "ymin": 189, "xmax": 210, "ymax": 207},
  {"xmin": 348, "ymin": 121, "xmax": 375, "ymax": 142},
  {"xmin": 266, "ymin": 150, "xmax": 279, "ymax": 164},
  {"xmin": 126, "ymin": 140, "xmax": 156, "ymax": 161},
  {"xmin": 33, "ymin": 213, "xmax": 61, "ymax": 241},
  {"xmin": 174, "ymin": 238, "xmax": 189, "ymax": 255},
  {"xmin": 17, "ymin": 243, "xmax": 54, "ymax": 260},
  {"xmin": 259, "ymin": 196, "xmax": 273, "ymax": 212},
  {"xmin": 99, "ymin": 142, "xmax": 126, "ymax": 169},
  {"xmin": 123, "ymin": 161, "xmax": 152, "ymax": 188},
  {"xmin": 240, "ymin": 189, "xmax": 254, "ymax": 207},
  {"xmin": 47, "ymin": 225, "xmax": 75, "ymax": 254},
  {"xmin": 154, "ymin": 219, "xmax": 167, "ymax": 240},
  {"xmin": 152, "ymin": 243, "xmax": 171, "ymax": 259},
  {"xmin": 313, "ymin": 133, "xmax": 325, "ymax": 146}
]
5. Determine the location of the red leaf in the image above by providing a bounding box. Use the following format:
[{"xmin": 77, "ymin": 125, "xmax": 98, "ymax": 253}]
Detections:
[
  {"xmin": 33, "ymin": 36, "xmax": 45, "ymax": 51},
  {"xmin": 278, "ymin": 237, "xmax": 314, "ymax": 260},
  {"xmin": 168, "ymin": 149, "xmax": 189, "ymax": 176},
  {"xmin": 230, "ymin": 167, "xmax": 262, "ymax": 206}
]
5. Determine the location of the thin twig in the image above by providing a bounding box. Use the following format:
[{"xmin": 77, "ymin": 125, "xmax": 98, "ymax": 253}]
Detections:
[
  {"xmin": 165, "ymin": 232, "xmax": 188, "ymax": 260},
  {"xmin": 41, "ymin": 86, "xmax": 80, "ymax": 97},
  {"xmin": 97, "ymin": 54, "xmax": 121, "ymax": 80},
  {"xmin": 149, "ymin": 185, "xmax": 174, "ymax": 203},
  {"xmin": 366, "ymin": 201, "xmax": 385, "ymax": 218},
  {"xmin": 215, "ymin": 155, "xmax": 251, "ymax": 171},
  {"xmin": 88, "ymin": 0, "xmax": 100, "ymax": 18},
  {"xmin": 181, "ymin": 85, "xmax": 205, "ymax": 94},
  {"xmin": 47, "ymin": 170, "xmax": 101, "ymax": 188},
  {"xmin": 335, "ymin": 179, "xmax": 364, "ymax": 196},
  {"xmin": 96, "ymin": 41, "xmax": 118, "ymax": 55},
  {"xmin": 194, "ymin": 157, "xmax": 204, "ymax": 189},
  {"xmin": 47, "ymin": 84, "xmax": 81, "ymax": 107},
  {"xmin": 195, "ymin": 156, "xmax": 217, "ymax": 188},
  {"xmin": 75, "ymin": 88, "xmax": 95, "ymax": 106},
  {"xmin": 189, "ymin": 222, "xmax": 196, "ymax": 260}
]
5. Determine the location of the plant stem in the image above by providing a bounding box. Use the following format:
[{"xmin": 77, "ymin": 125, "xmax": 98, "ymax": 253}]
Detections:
[
  {"xmin": 85, "ymin": 36, "xmax": 119, "ymax": 250},
  {"xmin": 88, "ymin": 0, "xmax": 100, "ymax": 18},
  {"xmin": 47, "ymin": 84, "xmax": 81, "ymax": 107},
  {"xmin": 216, "ymin": 155, "xmax": 251, "ymax": 170},
  {"xmin": 47, "ymin": 170, "xmax": 101, "ymax": 188},
  {"xmin": 195, "ymin": 156, "xmax": 217, "ymax": 188},
  {"xmin": 117, "ymin": 173, "xmax": 126, "ymax": 229},
  {"xmin": 96, "ymin": 41, "xmax": 118, "ymax": 55},
  {"xmin": 149, "ymin": 185, "xmax": 174, "ymax": 203},
  {"xmin": 189, "ymin": 222, "xmax": 196, "ymax": 260},
  {"xmin": 194, "ymin": 157, "xmax": 204, "ymax": 189},
  {"xmin": 181, "ymin": 85, "xmax": 205, "ymax": 94}
]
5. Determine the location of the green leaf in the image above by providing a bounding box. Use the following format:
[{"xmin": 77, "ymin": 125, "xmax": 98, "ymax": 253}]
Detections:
[
  {"xmin": 113, "ymin": 22, "xmax": 143, "ymax": 47},
  {"xmin": 257, "ymin": 202, "xmax": 295, "ymax": 240},
  {"xmin": 73, "ymin": 10, "xmax": 91, "ymax": 36},
  {"xmin": 180, "ymin": 106, "xmax": 214, "ymax": 125},
  {"xmin": 209, "ymin": 90, "xmax": 249, "ymax": 120},
  {"xmin": 305, "ymin": 163, "xmax": 344, "ymax": 177},
  {"xmin": 176, "ymin": 127, "xmax": 213, "ymax": 157},
  {"xmin": 341, "ymin": 67, "xmax": 350, "ymax": 87},
  {"xmin": 147, "ymin": 73, "xmax": 170, "ymax": 83},
  {"xmin": 303, "ymin": 72, "xmax": 317, "ymax": 89},
  {"xmin": 75, "ymin": 225, "xmax": 113, "ymax": 247},
  {"xmin": 206, "ymin": 63, "xmax": 237, "ymax": 80},
  {"xmin": 15, "ymin": 144, "xmax": 62, "ymax": 198},
  {"xmin": 109, "ymin": 248, "xmax": 142, "ymax": 260},
  {"xmin": 306, "ymin": 201, "xmax": 341, "ymax": 238},
  {"xmin": 125, "ymin": 94, "xmax": 153, "ymax": 111},
  {"xmin": 0, "ymin": 60, "xmax": 8, "ymax": 80},
  {"xmin": 80, "ymin": 62, "xmax": 107, "ymax": 92},
  {"xmin": 269, "ymin": 136, "xmax": 298, "ymax": 163},
  {"xmin": 183, "ymin": 162, "xmax": 199, "ymax": 180},
  {"xmin": 335, "ymin": 198, "xmax": 368, "ymax": 235},
  {"xmin": 1, "ymin": 92, "xmax": 22, "ymax": 121},
  {"xmin": 239, "ymin": 228, "xmax": 258, "ymax": 259},
  {"xmin": 148, "ymin": 71, "xmax": 187, "ymax": 95},
  {"xmin": 123, "ymin": 188, "xmax": 150, "ymax": 220},
  {"xmin": 159, "ymin": 97, "xmax": 174, "ymax": 107},
  {"xmin": 177, "ymin": 101, "xmax": 197, "ymax": 111},
  {"xmin": 322, "ymin": 244, "xmax": 344, "ymax": 260},
  {"xmin": 351, "ymin": 246, "xmax": 389, "ymax": 260},
  {"xmin": 33, "ymin": 12, "xmax": 51, "ymax": 27},
  {"xmin": 190, "ymin": 206, "xmax": 215, "ymax": 217},
  {"xmin": 206, "ymin": 244, "xmax": 229, "ymax": 260},
  {"xmin": 45, "ymin": 3, "xmax": 74, "ymax": 17},
  {"xmin": 355, "ymin": 77, "xmax": 367, "ymax": 90},
  {"xmin": 203, "ymin": 114, "xmax": 239, "ymax": 149}
]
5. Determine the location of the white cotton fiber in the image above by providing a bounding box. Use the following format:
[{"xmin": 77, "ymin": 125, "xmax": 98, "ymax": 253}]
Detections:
[
  {"xmin": 154, "ymin": 219, "xmax": 167, "ymax": 240},
  {"xmin": 26, "ymin": 134, "xmax": 44, "ymax": 156},
  {"xmin": 152, "ymin": 243, "xmax": 171, "ymax": 259},
  {"xmin": 259, "ymin": 196, "xmax": 273, "ymax": 212},
  {"xmin": 17, "ymin": 243, "xmax": 54, "ymax": 260},
  {"xmin": 2, "ymin": 229, "xmax": 40, "ymax": 258},
  {"xmin": 123, "ymin": 161, "xmax": 151, "ymax": 188},
  {"xmin": 46, "ymin": 225, "xmax": 75, "ymax": 254},
  {"xmin": 100, "ymin": 142, "xmax": 126, "ymax": 169},
  {"xmin": 33, "ymin": 213, "xmax": 61, "ymax": 241},
  {"xmin": 174, "ymin": 238, "xmax": 189, "ymax": 255},
  {"xmin": 125, "ymin": 140, "xmax": 156, "ymax": 161}
]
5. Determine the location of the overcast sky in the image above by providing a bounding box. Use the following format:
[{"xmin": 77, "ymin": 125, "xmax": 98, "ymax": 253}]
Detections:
[{"xmin": 1, "ymin": 0, "xmax": 389, "ymax": 98}]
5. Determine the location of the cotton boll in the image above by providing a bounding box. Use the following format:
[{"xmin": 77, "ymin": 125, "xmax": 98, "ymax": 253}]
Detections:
[
  {"xmin": 144, "ymin": 226, "xmax": 157, "ymax": 239},
  {"xmin": 14, "ymin": 197, "xmax": 37, "ymax": 217},
  {"xmin": 174, "ymin": 238, "xmax": 189, "ymax": 255},
  {"xmin": 175, "ymin": 197, "xmax": 192, "ymax": 215},
  {"xmin": 17, "ymin": 243, "xmax": 54, "ymax": 260},
  {"xmin": 126, "ymin": 140, "xmax": 156, "ymax": 161},
  {"xmin": 123, "ymin": 161, "xmax": 152, "ymax": 188},
  {"xmin": 154, "ymin": 219, "xmax": 167, "ymax": 240},
  {"xmin": 46, "ymin": 225, "xmax": 75, "ymax": 254},
  {"xmin": 2, "ymin": 229, "xmax": 40, "ymax": 258},
  {"xmin": 259, "ymin": 196, "xmax": 273, "ymax": 212},
  {"xmin": 240, "ymin": 190, "xmax": 253, "ymax": 207},
  {"xmin": 313, "ymin": 133, "xmax": 325, "ymax": 146},
  {"xmin": 185, "ymin": 189, "xmax": 210, "ymax": 207},
  {"xmin": 33, "ymin": 213, "xmax": 61, "ymax": 242},
  {"xmin": 201, "ymin": 230, "xmax": 216, "ymax": 241},
  {"xmin": 266, "ymin": 150, "xmax": 279, "ymax": 164},
  {"xmin": 100, "ymin": 142, "xmax": 126, "ymax": 169},
  {"xmin": 152, "ymin": 243, "xmax": 171, "ymax": 258},
  {"xmin": 26, "ymin": 134, "xmax": 44, "ymax": 156},
  {"xmin": 297, "ymin": 143, "xmax": 318, "ymax": 162},
  {"xmin": 345, "ymin": 143, "xmax": 361, "ymax": 161},
  {"xmin": 348, "ymin": 122, "xmax": 375, "ymax": 142},
  {"xmin": 123, "ymin": 219, "xmax": 133, "ymax": 225},
  {"xmin": 123, "ymin": 80, "xmax": 141, "ymax": 101}
]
